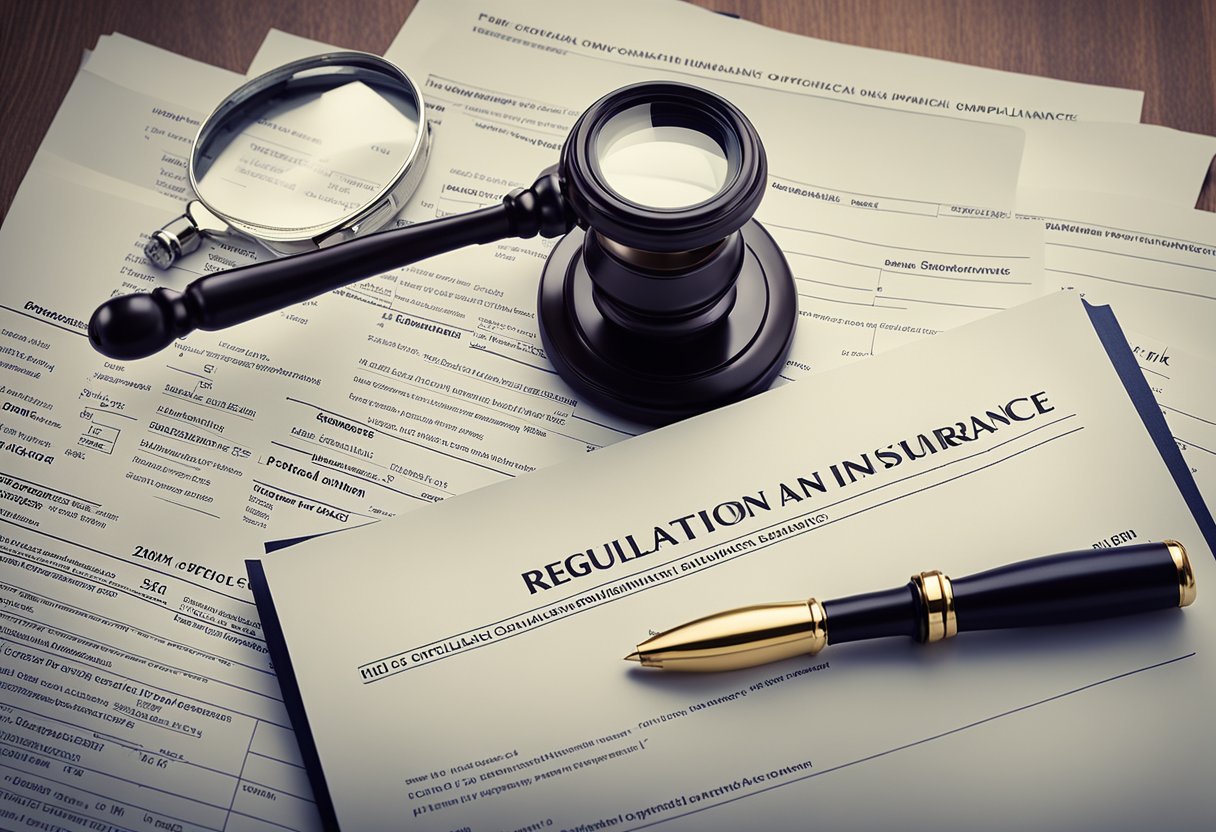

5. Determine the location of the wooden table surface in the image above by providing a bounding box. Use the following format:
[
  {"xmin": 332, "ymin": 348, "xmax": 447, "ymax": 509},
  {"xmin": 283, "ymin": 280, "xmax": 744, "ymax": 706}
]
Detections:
[{"xmin": 1, "ymin": 0, "xmax": 1214, "ymax": 219}]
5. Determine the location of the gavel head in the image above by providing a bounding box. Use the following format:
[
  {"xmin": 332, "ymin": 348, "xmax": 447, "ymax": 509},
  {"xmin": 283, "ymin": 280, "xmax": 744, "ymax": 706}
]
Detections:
[{"xmin": 540, "ymin": 81, "xmax": 797, "ymax": 424}]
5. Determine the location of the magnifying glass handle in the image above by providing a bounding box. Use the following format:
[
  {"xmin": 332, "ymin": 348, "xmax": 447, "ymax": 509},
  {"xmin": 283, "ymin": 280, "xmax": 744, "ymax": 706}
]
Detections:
[{"xmin": 89, "ymin": 173, "xmax": 572, "ymax": 361}]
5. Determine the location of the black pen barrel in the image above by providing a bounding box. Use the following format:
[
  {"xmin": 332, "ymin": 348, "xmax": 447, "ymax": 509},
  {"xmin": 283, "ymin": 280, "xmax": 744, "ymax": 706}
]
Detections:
[
  {"xmin": 823, "ymin": 585, "xmax": 920, "ymax": 644},
  {"xmin": 823, "ymin": 541, "xmax": 1193, "ymax": 649},
  {"xmin": 952, "ymin": 540, "xmax": 1191, "ymax": 633}
]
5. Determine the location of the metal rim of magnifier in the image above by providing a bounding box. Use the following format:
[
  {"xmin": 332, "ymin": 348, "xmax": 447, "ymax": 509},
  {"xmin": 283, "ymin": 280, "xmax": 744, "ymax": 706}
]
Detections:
[
  {"xmin": 188, "ymin": 51, "xmax": 430, "ymax": 245},
  {"xmin": 559, "ymin": 81, "xmax": 766, "ymax": 253}
]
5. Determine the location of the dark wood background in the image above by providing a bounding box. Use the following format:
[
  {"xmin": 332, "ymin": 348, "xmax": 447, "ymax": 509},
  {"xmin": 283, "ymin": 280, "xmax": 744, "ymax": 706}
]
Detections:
[{"xmin": 2, "ymin": 0, "xmax": 1214, "ymax": 220}]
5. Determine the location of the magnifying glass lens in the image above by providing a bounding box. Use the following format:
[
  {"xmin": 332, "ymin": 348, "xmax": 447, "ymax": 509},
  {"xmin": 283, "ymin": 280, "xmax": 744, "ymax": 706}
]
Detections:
[
  {"xmin": 195, "ymin": 72, "xmax": 420, "ymax": 233},
  {"xmin": 594, "ymin": 103, "xmax": 732, "ymax": 209}
]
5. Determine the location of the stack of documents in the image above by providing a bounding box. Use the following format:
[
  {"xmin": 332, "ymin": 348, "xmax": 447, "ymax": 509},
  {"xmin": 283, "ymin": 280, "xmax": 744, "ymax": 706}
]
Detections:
[{"xmin": 0, "ymin": 1, "xmax": 1213, "ymax": 830}]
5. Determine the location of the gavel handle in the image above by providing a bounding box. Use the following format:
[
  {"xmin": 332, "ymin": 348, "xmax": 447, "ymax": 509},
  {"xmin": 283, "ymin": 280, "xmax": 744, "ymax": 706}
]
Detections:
[{"xmin": 88, "ymin": 172, "xmax": 572, "ymax": 361}]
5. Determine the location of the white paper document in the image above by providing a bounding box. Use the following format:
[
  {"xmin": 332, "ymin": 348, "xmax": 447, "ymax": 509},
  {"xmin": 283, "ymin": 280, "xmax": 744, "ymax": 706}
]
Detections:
[
  {"xmin": 1017, "ymin": 189, "xmax": 1216, "ymax": 358},
  {"xmin": 389, "ymin": 0, "xmax": 1216, "ymax": 206},
  {"xmin": 1018, "ymin": 121, "xmax": 1216, "ymax": 206},
  {"xmin": 250, "ymin": 293, "xmax": 1216, "ymax": 831},
  {"xmin": 0, "ymin": 165, "xmax": 328, "ymax": 832},
  {"xmin": 0, "ymin": 41, "xmax": 374, "ymax": 832},
  {"xmin": 1128, "ymin": 331, "xmax": 1216, "ymax": 507},
  {"xmin": 389, "ymin": 0, "xmax": 1144, "ymax": 125},
  {"xmin": 84, "ymin": 32, "xmax": 244, "ymax": 105}
]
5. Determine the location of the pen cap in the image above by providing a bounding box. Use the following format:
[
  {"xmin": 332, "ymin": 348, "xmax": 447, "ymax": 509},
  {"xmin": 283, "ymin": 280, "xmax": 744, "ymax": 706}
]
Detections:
[
  {"xmin": 950, "ymin": 540, "xmax": 1195, "ymax": 633},
  {"xmin": 635, "ymin": 599, "xmax": 828, "ymax": 672}
]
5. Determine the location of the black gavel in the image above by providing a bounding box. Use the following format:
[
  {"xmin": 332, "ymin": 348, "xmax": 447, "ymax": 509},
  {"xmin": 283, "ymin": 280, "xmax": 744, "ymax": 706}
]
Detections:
[{"xmin": 88, "ymin": 82, "xmax": 797, "ymax": 425}]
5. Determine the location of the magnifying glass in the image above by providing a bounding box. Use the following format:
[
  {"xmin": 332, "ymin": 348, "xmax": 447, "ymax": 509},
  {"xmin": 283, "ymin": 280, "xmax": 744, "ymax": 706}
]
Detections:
[
  {"xmin": 145, "ymin": 52, "xmax": 429, "ymax": 267},
  {"xmin": 90, "ymin": 81, "xmax": 796, "ymax": 424}
]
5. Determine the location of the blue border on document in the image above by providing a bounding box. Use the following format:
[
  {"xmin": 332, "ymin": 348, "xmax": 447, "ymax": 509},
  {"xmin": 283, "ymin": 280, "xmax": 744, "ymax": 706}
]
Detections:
[
  {"xmin": 246, "ymin": 559, "xmax": 342, "ymax": 832},
  {"xmin": 1084, "ymin": 300, "xmax": 1216, "ymax": 556}
]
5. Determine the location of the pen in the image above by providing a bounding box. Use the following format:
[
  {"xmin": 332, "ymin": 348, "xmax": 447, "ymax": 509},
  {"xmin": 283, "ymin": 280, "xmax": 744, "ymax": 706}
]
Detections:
[{"xmin": 625, "ymin": 540, "xmax": 1196, "ymax": 672}]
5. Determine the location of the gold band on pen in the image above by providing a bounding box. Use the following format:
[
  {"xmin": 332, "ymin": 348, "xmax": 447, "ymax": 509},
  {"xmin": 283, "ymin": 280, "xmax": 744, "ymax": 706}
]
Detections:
[
  {"xmin": 912, "ymin": 569, "xmax": 957, "ymax": 643},
  {"xmin": 1165, "ymin": 540, "xmax": 1197, "ymax": 607}
]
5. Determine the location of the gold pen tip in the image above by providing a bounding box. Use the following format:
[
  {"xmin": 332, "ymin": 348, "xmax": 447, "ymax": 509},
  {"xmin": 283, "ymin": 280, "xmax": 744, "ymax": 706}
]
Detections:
[{"xmin": 624, "ymin": 651, "xmax": 641, "ymax": 663}]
